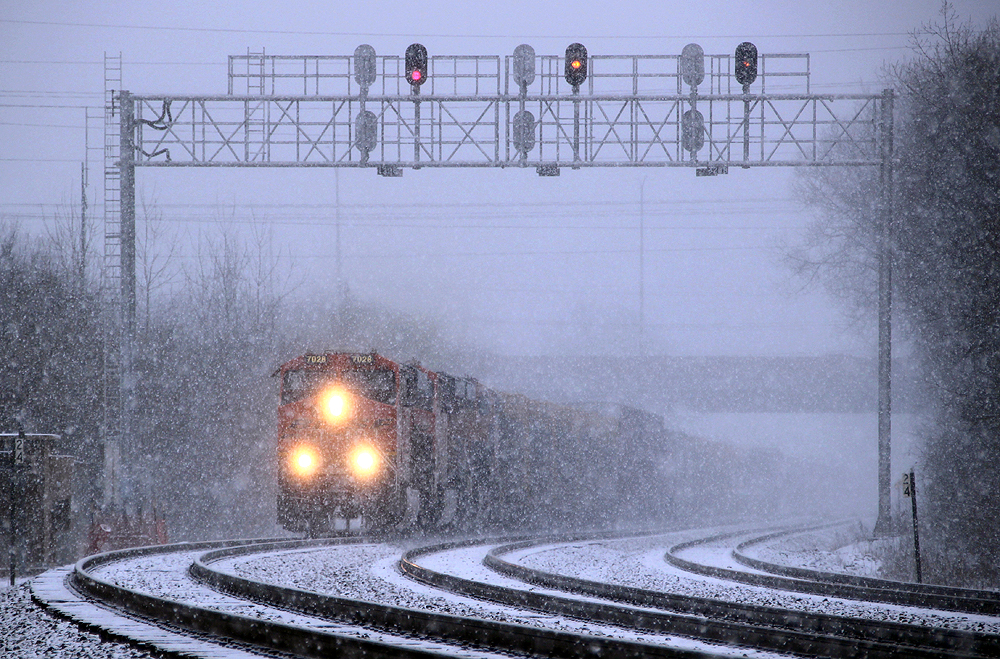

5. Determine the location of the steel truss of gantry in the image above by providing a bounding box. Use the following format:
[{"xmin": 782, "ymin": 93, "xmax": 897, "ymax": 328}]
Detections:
[
  {"xmin": 125, "ymin": 50, "xmax": 887, "ymax": 171},
  {"xmin": 103, "ymin": 45, "xmax": 896, "ymax": 533}
]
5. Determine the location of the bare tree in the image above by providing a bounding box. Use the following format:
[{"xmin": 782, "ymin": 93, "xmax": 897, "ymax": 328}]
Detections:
[
  {"xmin": 42, "ymin": 196, "xmax": 100, "ymax": 292},
  {"xmin": 136, "ymin": 191, "xmax": 180, "ymax": 333},
  {"xmin": 791, "ymin": 5, "xmax": 1000, "ymax": 582}
]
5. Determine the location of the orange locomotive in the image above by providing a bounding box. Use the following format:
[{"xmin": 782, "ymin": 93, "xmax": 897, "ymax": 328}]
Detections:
[
  {"xmin": 275, "ymin": 351, "xmax": 666, "ymax": 534},
  {"xmin": 275, "ymin": 352, "xmax": 479, "ymax": 532}
]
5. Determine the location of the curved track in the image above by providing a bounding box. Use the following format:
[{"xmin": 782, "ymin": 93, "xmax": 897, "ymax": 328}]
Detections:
[
  {"xmin": 191, "ymin": 535, "xmax": 722, "ymax": 658},
  {"xmin": 729, "ymin": 526, "xmax": 1000, "ymax": 614},
  {"xmin": 30, "ymin": 526, "xmax": 1000, "ymax": 659},
  {"xmin": 404, "ymin": 531, "xmax": 999, "ymax": 659},
  {"xmin": 33, "ymin": 534, "xmax": 743, "ymax": 659},
  {"xmin": 35, "ymin": 536, "xmax": 521, "ymax": 658}
]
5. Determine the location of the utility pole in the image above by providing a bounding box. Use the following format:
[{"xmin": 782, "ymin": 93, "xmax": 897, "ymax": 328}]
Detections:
[
  {"xmin": 335, "ymin": 169, "xmax": 342, "ymax": 298},
  {"xmin": 639, "ymin": 178, "xmax": 646, "ymax": 356},
  {"xmin": 81, "ymin": 108, "xmax": 89, "ymax": 286},
  {"xmin": 81, "ymin": 161, "xmax": 88, "ymax": 286}
]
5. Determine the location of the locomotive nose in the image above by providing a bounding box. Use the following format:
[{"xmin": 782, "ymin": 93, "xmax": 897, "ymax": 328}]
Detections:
[{"xmin": 320, "ymin": 387, "xmax": 350, "ymax": 423}]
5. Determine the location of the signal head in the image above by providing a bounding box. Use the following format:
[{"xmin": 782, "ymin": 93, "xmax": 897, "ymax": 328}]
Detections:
[
  {"xmin": 405, "ymin": 43, "xmax": 428, "ymax": 87},
  {"xmin": 735, "ymin": 41, "xmax": 758, "ymax": 88},
  {"xmin": 564, "ymin": 43, "xmax": 588, "ymax": 87}
]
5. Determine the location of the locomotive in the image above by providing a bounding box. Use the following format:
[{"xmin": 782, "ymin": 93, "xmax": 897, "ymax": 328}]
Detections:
[{"xmin": 275, "ymin": 351, "xmax": 666, "ymax": 534}]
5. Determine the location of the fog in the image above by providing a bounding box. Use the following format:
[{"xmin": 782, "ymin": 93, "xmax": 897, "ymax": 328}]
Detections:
[
  {"xmin": 2, "ymin": 0, "xmax": 996, "ymax": 541},
  {"xmin": 9, "ymin": 0, "xmax": 995, "ymax": 359}
]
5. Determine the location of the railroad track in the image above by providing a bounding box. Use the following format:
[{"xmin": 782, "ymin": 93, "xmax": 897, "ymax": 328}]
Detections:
[
  {"xmin": 29, "ymin": 527, "xmax": 1000, "ymax": 658},
  {"xmin": 31, "ymin": 533, "xmax": 739, "ymax": 659},
  {"xmin": 728, "ymin": 525, "xmax": 1000, "ymax": 614},
  {"xmin": 408, "ymin": 529, "xmax": 1000, "ymax": 659},
  {"xmin": 34, "ymin": 535, "xmax": 472, "ymax": 659}
]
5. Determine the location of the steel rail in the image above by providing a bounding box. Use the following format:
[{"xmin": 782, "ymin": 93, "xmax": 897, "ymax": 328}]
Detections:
[
  {"xmin": 732, "ymin": 527, "xmax": 1000, "ymax": 608},
  {"xmin": 671, "ymin": 526, "xmax": 1000, "ymax": 616},
  {"xmin": 401, "ymin": 533, "xmax": 991, "ymax": 659},
  {"xmin": 191, "ymin": 535, "xmax": 723, "ymax": 659},
  {"xmin": 484, "ymin": 530, "xmax": 999, "ymax": 658},
  {"xmin": 65, "ymin": 536, "xmax": 468, "ymax": 659}
]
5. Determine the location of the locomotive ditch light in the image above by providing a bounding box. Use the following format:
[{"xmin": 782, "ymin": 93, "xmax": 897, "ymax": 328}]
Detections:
[
  {"xmin": 350, "ymin": 445, "xmax": 379, "ymax": 478},
  {"xmin": 321, "ymin": 387, "xmax": 350, "ymax": 423},
  {"xmin": 290, "ymin": 445, "xmax": 321, "ymax": 478}
]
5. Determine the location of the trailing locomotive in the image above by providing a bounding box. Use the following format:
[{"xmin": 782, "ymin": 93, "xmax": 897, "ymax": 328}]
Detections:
[{"xmin": 275, "ymin": 351, "xmax": 666, "ymax": 534}]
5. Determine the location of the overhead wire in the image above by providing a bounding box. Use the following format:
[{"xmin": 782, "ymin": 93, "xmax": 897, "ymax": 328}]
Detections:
[
  {"xmin": 0, "ymin": 207, "xmax": 809, "ymax": 228},
  {"xmin": 0, "ymin": 18, "xmax": 919, "ymax": 40},
  {"xmin": 457, "ymin": 317, "xmax": 845, "ymax": 329}
]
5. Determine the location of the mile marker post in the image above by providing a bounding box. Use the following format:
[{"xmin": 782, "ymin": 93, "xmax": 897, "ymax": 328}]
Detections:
[
  {"xmin": 907, "ymin": 469, "xmax": 922, "ymax": 583},
  {"xmin": 10, "ymin": 430, "xmax": 26, "ymax": 586}
]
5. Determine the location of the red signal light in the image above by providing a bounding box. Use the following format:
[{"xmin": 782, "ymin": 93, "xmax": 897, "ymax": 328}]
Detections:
[
  {"xmin": 571, "ymin": 60, "xmax": 581, "ymax": 69},
  {"xmin": 405, "ymin": 43, "xmax": 428, "ymax": 87}
]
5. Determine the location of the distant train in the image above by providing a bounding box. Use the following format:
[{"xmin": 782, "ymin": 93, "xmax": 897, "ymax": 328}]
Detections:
[{"xmin": 274, "ymin": 351, "xmax": 666, "ymax": 534}]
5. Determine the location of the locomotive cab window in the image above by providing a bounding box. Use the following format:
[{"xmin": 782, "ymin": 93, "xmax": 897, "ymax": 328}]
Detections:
[
  {"xmin": 341, "ymin": 369, "xmax": 397, "ymax": 405},
  {"xmin": 283, "ymin": 368, "xmax": 396, "ymax": 405},
  {"xmin": 282, "ymin": 369, "xmax": 327, "ymax": 404},
  {"xmin": 400, "ymin": 366, "xmax": 433, "ymax": 410},
  {"xmin": 416, "ymin": 370, "xmax": 433, "ymax": 408},
  {"xmin": 438, "ymin": 375, "xmax": 456, "ymax": 411}
]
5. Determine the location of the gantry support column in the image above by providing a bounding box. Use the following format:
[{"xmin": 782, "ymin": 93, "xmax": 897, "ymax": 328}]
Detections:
[
  {"xmin": 874, "ymin": 89, "xmax": 895, "ymax": 537},
  {"xmin": 118, "ymin": 91, "xmax": 136, "ymax": 499}
]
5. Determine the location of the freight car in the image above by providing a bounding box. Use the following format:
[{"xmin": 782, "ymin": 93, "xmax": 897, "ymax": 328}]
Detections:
[{"xmin": 274, "ymin": 351, "xmax": 666, "ymax": 534}]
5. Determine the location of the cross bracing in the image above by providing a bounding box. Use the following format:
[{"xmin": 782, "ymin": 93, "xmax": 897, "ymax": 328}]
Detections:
[
  {"xmin": 130, "ymin": 91, "xmax": 884, "ymax": 169},
  {"xmin": 126, "ymin": 51, "xmax": 884, "ymax": 171}
]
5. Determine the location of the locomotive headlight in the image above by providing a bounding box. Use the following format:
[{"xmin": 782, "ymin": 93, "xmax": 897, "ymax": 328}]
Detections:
[
  {"xmin": 350, "ymin": 446, "xmax": 379, "ymax": 478},
  {"xmin": 290, "ymin": 446, "xmax": 321, "ymax": 478},
  {"xmin": 320, "ymin": 388, "xmax": 350, "ymax": 423}
]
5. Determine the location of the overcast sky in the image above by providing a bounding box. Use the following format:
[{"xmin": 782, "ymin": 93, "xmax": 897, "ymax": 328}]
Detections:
[{"xmin": 2, "ymin": 1, "xmax": 996, "ymax": 358}]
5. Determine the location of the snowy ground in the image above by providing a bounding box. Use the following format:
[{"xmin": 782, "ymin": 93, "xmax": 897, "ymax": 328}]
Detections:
[
  {"xmin": 743, "ymin": 523, "xmax": 893, "ymax": 578},
  {"xmin": 11, "ymin": 526, "xmax": 999, "ymax": 657},
  {"xmin": 513, "ymin": 531, "xmax": 1000, "ymax": 634},
  {"xmin": 221, "ymin": 538, "xmax": 788, "ymax": 658},
  {"xmin": 744, "ymin": 525, "xmax": 909, "ymax": 579},
  {"xmin": 89, "ymin": 547, "xmax": 511, "ymax": 658},
  {"xmin": 1, "ymin": 578, "xmax": 155, "ymax": 659}
]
